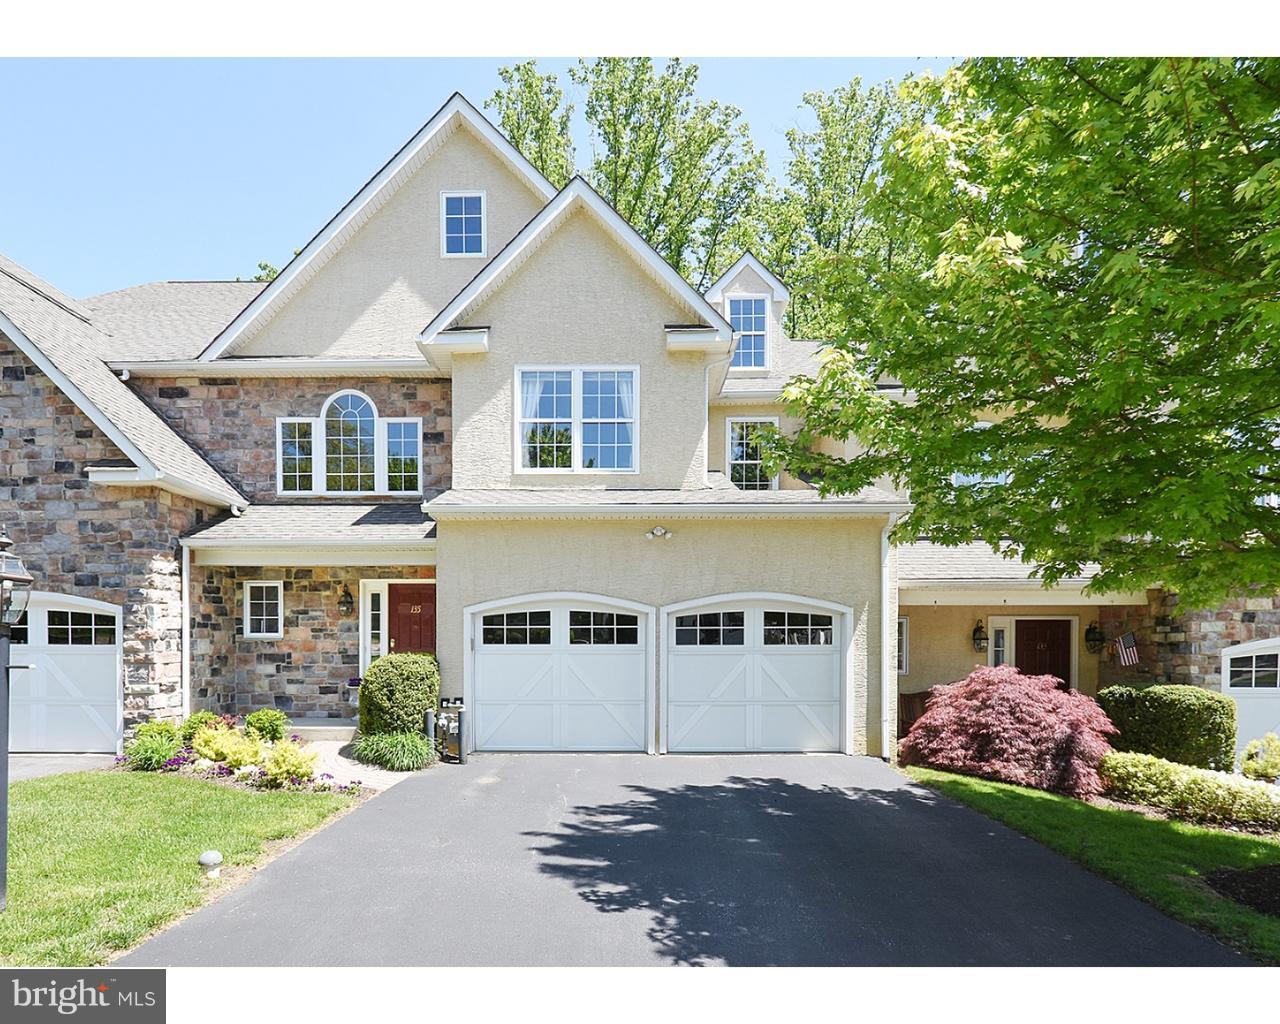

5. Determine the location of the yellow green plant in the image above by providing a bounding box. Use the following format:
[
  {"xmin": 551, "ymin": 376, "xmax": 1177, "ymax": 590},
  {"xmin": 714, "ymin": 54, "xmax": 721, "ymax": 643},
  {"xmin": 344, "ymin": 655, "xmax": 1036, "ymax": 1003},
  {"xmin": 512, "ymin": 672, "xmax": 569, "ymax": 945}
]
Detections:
[
  {"xmin": 260, "ymin": 740, "xmax": 317, "ymax": 788},
  {"xmin": 192, "ymin": 726, "xmax": 262, "ymax": 769}
]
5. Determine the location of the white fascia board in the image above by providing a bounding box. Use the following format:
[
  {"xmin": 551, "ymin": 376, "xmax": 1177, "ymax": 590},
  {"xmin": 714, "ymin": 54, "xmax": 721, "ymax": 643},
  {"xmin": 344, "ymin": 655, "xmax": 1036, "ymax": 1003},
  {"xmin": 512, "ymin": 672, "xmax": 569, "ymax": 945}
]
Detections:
[
  {"xmin": 109, "ymin": 358, "xmax": 439, "ymax": 378},
  {"xmin": 188, "ymin": 542, "xmax": 437, "ymax": 568},
  {"xmin": 425, "ymin": 502, "xmax": 911, "ymax": 520},
  {"xmin": 898, "ymin": 584, "xmax": 1146, "ymax": 607},
  {"xmin": 712, "ymin": 389, "xmax": 787, "ymax": 405},
  {"xmin": 183, "ymin": 536, "xmax": 436, "ymax": 549},
  {"xmin": 420, "ymin": 328, "xmax": 489, "ymax": 371},
  {"xmin": 0, "ymin": 311, "xmax": 156, "ymax": 475},
  {"xmin": 86, "ymin": 465, "xmax": 244, "ymax": 510},
  {"xmin": 200, "ymin": 93, "xmax": 555, "ymax": 363},
  {"xmin": 665, "ymin": 326, "xmax": 731, "ymax": 354},
  {"xmin": 420, "ymin": 179, "xmax": 734, "ymax": 345},
  {"xmin": 705, "ymin": 252, "xmax": 790, "ymax": 303}
]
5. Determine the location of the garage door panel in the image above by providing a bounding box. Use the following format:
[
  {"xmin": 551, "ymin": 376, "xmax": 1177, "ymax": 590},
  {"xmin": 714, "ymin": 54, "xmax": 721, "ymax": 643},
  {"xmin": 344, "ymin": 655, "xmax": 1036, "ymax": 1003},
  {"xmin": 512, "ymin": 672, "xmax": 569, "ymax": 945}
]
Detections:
[
  {"xmin": 667, "ymin": 654, "xmax": 750, "ymax": 701},
  {"xmin": 759, "ymin": 702, "xmax": 839, "ymax": 751},
  {"xmin": 475, "ymin": 702, "xmax": 556, "ymax": 751},
  {"xmin": 561, "ymin": 701, "xmax": 646, "ymax": 750},
  {"xmin": 472, "ymin": 654, "xmax": 555, "ymax": 700},
  {"xmin": 11, "ymin": 645, "xmax": 120, "ymax": 754},
  {"xmin": 1229, "ymin": 693, "xmax": 1280, "ymax": 752},
  {"xmin": 669, "ymin": 702, "xmax": 750, "ymax": 752},
  {"xmin": 562, "ymin": 652, "xmax": 647, "ymax": 701},
  {"xmin": 759, "ymin": 653, "xmax": 841, "ymax": 701}
]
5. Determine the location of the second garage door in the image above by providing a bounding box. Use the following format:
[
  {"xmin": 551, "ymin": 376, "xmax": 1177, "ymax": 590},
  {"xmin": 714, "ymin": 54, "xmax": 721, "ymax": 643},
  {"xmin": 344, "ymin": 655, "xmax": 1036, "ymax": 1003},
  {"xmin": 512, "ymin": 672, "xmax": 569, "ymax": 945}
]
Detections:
[
  {"xmin": 665, "ymin": 597, "xmax": 845, "ymax": 752},
  {"xmin": 471, "ymin": 597, "xmax": 651, "ymax": 751}
]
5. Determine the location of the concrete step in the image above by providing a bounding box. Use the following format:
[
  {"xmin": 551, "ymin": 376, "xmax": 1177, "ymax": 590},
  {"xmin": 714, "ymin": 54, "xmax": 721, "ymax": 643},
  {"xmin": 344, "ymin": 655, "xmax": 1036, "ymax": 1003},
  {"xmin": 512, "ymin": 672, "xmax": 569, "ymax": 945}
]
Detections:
[{"xmin": 289, "ymin": 717, "xmax": 359, "ymax": 742}]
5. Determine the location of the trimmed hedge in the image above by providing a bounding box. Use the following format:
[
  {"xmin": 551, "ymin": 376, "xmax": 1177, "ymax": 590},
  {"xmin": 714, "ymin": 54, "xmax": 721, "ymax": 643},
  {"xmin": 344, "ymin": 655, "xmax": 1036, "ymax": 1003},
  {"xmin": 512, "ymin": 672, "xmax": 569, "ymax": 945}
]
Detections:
[
  {"xmin": 1242, "ymin": 733, "xmax": 1280, "ymax": 783},
  {"xmin": 1097, "ymin": 684, "xmax": 1236, "ymax": 770},
  {"xmin": 1100, "ymin": 751, "xmax": 1280, "ymax": 831},
  {"xmin": 358, "ymin": 653, "xmax": 440, "ymax": 735}
]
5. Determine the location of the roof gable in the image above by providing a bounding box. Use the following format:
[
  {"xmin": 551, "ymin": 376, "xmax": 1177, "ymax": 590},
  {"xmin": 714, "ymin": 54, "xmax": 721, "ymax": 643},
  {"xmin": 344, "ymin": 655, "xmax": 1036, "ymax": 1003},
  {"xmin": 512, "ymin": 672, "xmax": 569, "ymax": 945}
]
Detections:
[
  {"xmin": 705, "ymin": 251, "xmax": 790, "ymax": 304},
  {"xmin": 198, "ymin": 93, "xmax": 557, "ymax": 362},
  {"xmin": 419, "ymin": 177, "xmax": 734, "ymax": 353}
]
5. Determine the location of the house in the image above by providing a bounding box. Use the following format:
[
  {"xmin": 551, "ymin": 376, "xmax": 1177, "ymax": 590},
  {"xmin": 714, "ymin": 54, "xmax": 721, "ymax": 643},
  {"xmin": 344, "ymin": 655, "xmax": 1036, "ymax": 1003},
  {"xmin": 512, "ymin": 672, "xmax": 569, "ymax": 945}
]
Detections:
[{"xmin": 2, "ymin": 92, "xmax": 1244, "ymax": 758}]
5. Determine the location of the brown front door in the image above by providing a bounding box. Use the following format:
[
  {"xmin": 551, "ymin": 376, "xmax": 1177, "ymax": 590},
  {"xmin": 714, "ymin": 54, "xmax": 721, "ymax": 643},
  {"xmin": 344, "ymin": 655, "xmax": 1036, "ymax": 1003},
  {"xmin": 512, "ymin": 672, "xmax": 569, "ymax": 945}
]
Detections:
[
  {"xmin": 1015, "ymin": 619, "xmax": 1072, "ymax": 688},
  {"xmin": 389, "ymin": 584, "xmax": 436, "ymax": 654}
]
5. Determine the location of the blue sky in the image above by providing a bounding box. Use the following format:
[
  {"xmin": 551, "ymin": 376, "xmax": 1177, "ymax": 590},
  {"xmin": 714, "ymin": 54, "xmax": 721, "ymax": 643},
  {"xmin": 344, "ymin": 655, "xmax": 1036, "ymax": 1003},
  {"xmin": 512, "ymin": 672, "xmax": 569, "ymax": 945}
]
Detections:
[{"xmin": 0, "ymin": 58, "xmax": 950, "ymax": 297}]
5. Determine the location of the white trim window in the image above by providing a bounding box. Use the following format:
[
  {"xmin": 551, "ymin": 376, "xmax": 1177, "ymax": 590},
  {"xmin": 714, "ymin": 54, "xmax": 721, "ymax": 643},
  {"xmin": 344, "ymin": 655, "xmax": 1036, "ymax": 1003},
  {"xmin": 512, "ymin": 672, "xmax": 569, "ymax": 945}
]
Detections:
[
  {"xmin": 897, "ymin": 616, "xmax": 909, "ymax": 675},
  {"xmin": 275, "ymin": 390, "xmax": 423, "ymax": 496},
  {"xmin": 728, "ymin": 295, "xmax": 768, "ymax": 369},
  {"xmin": 726, "ymin": 417, "xmax": 779, "ymax": 490},
  {"xmin": 516, "ymin": 366, "xmax": 638, "ymax": 473},
  {"xmin": 243, "ymin": 581, "xmax": 284, "ymax": 640},
  {"xmin": 441, "ymin": 190, "xmax": 486, "ymax": 257}
]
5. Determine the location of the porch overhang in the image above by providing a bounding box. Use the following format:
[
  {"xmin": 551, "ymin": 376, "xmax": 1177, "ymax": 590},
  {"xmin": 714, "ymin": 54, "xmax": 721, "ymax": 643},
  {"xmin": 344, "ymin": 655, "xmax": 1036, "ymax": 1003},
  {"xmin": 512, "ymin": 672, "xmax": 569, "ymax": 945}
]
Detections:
[{"xmin": 899, "ymin": 583, "xmax": 1148, "ymax": 607}]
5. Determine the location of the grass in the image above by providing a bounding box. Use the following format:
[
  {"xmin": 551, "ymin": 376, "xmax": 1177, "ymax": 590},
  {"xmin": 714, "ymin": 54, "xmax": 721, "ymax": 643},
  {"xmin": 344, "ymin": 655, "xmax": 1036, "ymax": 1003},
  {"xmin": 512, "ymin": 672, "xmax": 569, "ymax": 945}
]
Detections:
[
  {"xmin": 905, "ymin": 766, "xmax": 1280, "ymax": 964},
  {"xmin": 0, "ymin": 770, "xmax": 350, "ymax": 966}
]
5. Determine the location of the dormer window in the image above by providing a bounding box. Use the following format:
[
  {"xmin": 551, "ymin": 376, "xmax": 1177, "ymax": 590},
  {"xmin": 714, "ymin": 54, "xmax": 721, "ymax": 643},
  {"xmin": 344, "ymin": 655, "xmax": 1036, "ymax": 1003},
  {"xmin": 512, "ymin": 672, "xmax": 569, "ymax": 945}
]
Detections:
[
  {"xmin": 276, "ymin": 390, "xmax": 423, "ymax": 495},
  {"xmin": 441, "ymin": 191, "xmax": 486, "ymax": 257},
  {"xmin": 729, "ymin": 296, "xmax": 768, "ymax": 369}
]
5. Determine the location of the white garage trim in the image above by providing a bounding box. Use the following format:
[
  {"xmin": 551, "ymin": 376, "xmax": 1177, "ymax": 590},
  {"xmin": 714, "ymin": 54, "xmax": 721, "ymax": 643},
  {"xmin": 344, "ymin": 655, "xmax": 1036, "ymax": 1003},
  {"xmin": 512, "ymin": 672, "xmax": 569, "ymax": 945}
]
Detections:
[
  {"xmin": 1220, "ymin": 637, "xmax": 1280, "ymax": 753},
  {"xmin": 659, "ymin": 592, "xmax": 854, "ymax": 754},
  {"xmin": 462, "ymin": 592, "xmax": 657, "ymax": 754}
]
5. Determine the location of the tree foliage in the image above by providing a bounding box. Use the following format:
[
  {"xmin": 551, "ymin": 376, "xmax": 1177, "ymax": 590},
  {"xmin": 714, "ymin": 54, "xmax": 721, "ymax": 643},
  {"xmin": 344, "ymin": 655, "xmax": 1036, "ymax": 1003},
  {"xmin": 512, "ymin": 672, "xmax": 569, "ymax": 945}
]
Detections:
[
  {"xmin": 773, "ymin": 58, "xmax": 1280, "ymax": 608},
  {"xmin": 485, "ymin": 61, "xmax": 575, "ymax": 188}
]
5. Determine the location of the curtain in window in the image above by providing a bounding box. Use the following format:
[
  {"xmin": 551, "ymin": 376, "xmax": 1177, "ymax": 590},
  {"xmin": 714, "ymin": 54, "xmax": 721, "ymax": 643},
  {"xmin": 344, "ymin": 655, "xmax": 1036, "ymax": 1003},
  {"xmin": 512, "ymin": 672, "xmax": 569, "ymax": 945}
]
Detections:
[{"xmin": 615, "ymin": 370, "xmax": 635, "ymax": 420}]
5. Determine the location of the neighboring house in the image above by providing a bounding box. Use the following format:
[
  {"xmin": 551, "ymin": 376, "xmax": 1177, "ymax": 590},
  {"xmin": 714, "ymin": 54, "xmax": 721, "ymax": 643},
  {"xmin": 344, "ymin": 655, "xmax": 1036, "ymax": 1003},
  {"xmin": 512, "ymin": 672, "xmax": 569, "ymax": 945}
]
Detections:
[{"xmin": 0, "ymin": 93, "xmax": 1262, "ymax": 757}]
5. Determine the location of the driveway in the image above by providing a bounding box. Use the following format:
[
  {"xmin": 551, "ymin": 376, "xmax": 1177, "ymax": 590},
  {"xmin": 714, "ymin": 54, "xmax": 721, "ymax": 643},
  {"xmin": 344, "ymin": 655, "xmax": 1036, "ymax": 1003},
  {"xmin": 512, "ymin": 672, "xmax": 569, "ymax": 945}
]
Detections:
[
  {"xmin": 9, "ymin": 753, "xmax": 117, "ymax": 782},
  {"xmin": 121, "ymin": 754, "xmax": 1247, "ymax": 967}
]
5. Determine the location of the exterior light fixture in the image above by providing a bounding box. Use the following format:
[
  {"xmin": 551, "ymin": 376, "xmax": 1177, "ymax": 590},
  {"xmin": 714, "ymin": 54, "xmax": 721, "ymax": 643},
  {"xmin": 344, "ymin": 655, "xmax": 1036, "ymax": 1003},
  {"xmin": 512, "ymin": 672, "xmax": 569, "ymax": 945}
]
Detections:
[
  {"xmin": 644, "ymin": 526, "xmax": 674, "ymax": 541},
  {"xmin": 337, "ymin": 584, "xmax": 355, "ymax": 617},
  {"xmin": 971, "ymin": 619, "xmax": 990, "ymax": 653},
  {"xmin": 1085, "ymin": 621, "xmax": 1106, "ymax": 654},
  {"xmin": 0, "ymin": 526, "xmax": 34, "ymax": 913}
]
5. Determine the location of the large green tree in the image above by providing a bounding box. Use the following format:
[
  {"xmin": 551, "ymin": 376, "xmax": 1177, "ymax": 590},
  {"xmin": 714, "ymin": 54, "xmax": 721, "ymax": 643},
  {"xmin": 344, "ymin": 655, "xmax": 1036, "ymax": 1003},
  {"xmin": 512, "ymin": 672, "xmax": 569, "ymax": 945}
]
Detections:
[
  {"xmin": 773, "ymin": 58, "xmax": 1280, "ymax": 608},
  {"xmin": 487, "ymin": 57, "xmax": 766, "ymax": 289}
]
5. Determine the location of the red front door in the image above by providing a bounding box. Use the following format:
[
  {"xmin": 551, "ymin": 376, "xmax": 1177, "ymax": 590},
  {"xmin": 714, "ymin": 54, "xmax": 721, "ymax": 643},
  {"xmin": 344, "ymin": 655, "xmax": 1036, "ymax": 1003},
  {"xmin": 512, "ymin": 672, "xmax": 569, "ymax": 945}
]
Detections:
[
  {"xmin": 389, "ymin": 584, "xmax": 436, "ymax": 654},
  {"xmin": 1014, "ymin": 619, "xmax": 1072, "ymax": 688}
]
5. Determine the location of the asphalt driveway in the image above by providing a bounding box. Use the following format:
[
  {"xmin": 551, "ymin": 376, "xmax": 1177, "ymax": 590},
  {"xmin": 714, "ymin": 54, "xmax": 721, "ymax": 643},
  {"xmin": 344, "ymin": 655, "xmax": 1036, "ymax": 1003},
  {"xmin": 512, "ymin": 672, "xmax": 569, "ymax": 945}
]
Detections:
[{"xmin": 121, "ymin": 754, "xmax": 1247, "ymax": 966}]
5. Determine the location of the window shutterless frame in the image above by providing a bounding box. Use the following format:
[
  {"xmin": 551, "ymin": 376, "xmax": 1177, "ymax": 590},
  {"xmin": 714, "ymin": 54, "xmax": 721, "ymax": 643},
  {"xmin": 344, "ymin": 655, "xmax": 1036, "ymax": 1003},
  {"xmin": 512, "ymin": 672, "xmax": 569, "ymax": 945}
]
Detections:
[
  {"xmin": 726, "ymin": 293, "xmax": 770, "ymax": 373},
  {"xmin": 242, "ymin": 580, "xmax": 284, "ymax": 640},
  {"xmin": 513, "ymin": 364, "xmax": 640, "ymax": 475},
  {"xmin": 725, "ymin": 415, "xmax": 780, "ymax": 490},
  {"xmin": 440, "ymin": 190, "xmax": 487, "ymax": 258}
]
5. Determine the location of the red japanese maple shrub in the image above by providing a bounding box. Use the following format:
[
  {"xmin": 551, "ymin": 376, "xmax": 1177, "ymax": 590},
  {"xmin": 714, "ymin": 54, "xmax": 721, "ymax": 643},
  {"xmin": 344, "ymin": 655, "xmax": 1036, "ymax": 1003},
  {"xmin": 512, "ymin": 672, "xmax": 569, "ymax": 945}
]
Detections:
[{"xmin": 899, "ymin": 664, "xmax": 1117, "ymax": 798}]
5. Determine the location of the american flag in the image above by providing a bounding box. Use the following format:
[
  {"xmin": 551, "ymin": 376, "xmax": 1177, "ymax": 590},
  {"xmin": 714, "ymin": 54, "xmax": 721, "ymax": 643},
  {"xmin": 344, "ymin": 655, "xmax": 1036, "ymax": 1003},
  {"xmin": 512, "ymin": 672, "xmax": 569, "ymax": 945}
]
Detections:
[{"xmin": 1116, "ymin": 631, "xmax": 1140, "ymax": 668}]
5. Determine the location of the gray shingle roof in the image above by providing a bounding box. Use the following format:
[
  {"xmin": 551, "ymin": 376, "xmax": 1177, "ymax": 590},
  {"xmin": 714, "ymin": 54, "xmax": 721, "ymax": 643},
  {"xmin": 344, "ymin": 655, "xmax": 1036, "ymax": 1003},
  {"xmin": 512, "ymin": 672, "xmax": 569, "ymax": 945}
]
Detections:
[
  {"xmin": 84, "ymin": 281, "xmax": 265, "ymax": 361},
  {"xmin": 0, "ymin": 252, "xmax": 246, "ymax": 507},
  {"xmin": 184, "ymin": 503, "xmax": 434, "ymax": 544},
  {"xmin": 717, "ymin": 338, "xmax": 825, "ymax": 398},
  {"xmin": 427, "ymin": 474, "xmax": 905, "ymax": 514},
  {"xmin": 897, "ymin": 540, "xmax": 1096, "ymax": 584}
]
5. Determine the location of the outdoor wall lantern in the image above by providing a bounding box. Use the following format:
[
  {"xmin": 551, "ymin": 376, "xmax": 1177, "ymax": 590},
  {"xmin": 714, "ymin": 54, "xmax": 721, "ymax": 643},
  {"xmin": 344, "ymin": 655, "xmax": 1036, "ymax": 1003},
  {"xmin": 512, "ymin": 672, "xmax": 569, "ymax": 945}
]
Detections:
[
  {"xmin": 0, "ymin": 526, "xmax": 35, "ymax": 913},
  {"xmin": 971, "ymin": 619, "xmax": 990, "ymax": 653},
  {"xmin": 1085, "ymin": 621, "xmax": 1107, "ymax": 654},
  {"xmin": 337, "ymin": 584, "xmax": 355, "ymax": 617}
]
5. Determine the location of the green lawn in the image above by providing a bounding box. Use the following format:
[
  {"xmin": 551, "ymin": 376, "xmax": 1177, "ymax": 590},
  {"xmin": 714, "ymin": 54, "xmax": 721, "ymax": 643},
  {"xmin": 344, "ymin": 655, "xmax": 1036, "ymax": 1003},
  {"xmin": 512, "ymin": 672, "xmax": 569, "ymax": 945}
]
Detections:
[
  {"xmin": 905, "ymin": 766, "xmax": 1280, "ymax": 964},
  {"xmin": 1, "ymin": 771, "xmax": 350, "ymax": 966}
]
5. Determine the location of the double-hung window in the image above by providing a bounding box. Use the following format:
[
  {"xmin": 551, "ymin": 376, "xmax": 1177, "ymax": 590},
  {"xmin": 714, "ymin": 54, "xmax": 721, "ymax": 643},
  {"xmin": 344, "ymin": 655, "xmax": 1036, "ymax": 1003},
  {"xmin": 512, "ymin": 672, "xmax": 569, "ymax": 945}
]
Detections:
[
  {"xmin": 244, "ymin": 581, "xmax": 283, "ymax": 640},
  {"xmin": 276, "ymin": 390, "xmax": 422, "ymax": 495},
  {"xmin": 729, "ymin": 296, "xmax": 768, "ymax": 369},
  {"xmin": 727, "ymin": 417, "xmax": 778, "ymax": 490},
  {"xmin": 441, "ymin": 191, "xmax": 485, "ymax": 257},
  {"xmin": 517, "ymin": 367, "xmax": 637, "ymax": 473}
]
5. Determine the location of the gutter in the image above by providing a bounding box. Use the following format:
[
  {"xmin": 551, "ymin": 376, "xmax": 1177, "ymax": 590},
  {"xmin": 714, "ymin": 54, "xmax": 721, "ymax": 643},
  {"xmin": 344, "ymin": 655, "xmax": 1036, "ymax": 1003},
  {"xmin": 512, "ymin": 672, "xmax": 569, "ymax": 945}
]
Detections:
[
  {"xmin": 181, "ymin": 541, "xmax": 191, "ymax": 717},
  {"xmin": 107, "ymin": 357, "xmax": 439, "ymax": 378},
  {"xmin": 182, "ymin": 536, "xmax": 437, "ymax": 550},
  {"xmin": 425, "ymin": 502, "xmax": 914, "ymax": 520}
]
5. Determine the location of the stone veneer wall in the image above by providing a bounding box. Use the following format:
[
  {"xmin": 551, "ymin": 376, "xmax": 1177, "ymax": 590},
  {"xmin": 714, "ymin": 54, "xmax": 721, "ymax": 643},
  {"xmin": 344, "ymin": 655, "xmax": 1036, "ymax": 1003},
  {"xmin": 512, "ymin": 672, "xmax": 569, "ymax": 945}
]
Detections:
[
  {"xmin": 1, "ymin": 337, "xmax": 217, "ymax": 728},
  {"xmin": 191, "ymin": 565, "xmax": 436, "ymax": 718},
  {"xmin": 1099, "ymin": 588, "xmax": 1280, "ymax": 689},
  {"xmin": 128, "ymin": 376, "xmax": 451, "ymax": 501}
]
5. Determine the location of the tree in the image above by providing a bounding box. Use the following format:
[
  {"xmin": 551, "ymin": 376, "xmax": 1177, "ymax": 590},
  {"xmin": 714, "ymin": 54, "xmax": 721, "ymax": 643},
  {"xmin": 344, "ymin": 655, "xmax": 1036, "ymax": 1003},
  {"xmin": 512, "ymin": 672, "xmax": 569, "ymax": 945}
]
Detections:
[
  {"xmin": 772, "ymin": 58, "xmax": 1280, "ymax": 608},
  {"xmin": 252, "ymin": 260, "xmax": 279, "ymax": 282},
  {"xmin": 485, "ymin": 61, "xmax": 575, "ymax": 188}
]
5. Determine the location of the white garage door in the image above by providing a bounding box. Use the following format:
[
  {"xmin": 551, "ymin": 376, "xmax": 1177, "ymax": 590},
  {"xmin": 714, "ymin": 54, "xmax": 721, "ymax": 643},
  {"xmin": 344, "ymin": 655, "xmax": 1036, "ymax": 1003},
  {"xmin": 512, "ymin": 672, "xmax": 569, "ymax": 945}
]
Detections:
[
  {"xmin": 1222, "ymin": 639, "xmax": 1280, "ymax": 754},
  {"xmin": 471, "ymin": 598, "xmax": 651, "ymax": 751},
  {"xmin": 9, "ymin": 595, "xmax": 123, "ymax": 753},
  {"xmin": 665, "ymin": 598, "xmax": 844, "ymax": 752}
]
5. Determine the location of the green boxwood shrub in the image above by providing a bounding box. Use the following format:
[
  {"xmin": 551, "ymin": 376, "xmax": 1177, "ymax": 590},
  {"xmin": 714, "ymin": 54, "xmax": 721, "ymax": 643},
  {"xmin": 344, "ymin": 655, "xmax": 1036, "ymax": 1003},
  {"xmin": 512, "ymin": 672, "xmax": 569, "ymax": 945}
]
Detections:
[
  {"xmin": 358, "ymin": 653, "xmax": 440, "ymax": 735},
  {"xmin": 352, "ymin": 730, "xmax": 437, "ymax": 772},
  {"xmin": 124, "ymin": 731, "xmax": 180, "ymax": 771},
  {"xmin": 1097, "ymin": 684, "xmax": 1236, "ymax": 770},
  {"xmin": 245, "ymin": 708, "xmax": 291, "ymax": 742},
  {"xmin": 1100, "ymin": 751, "xmax": 1280, "ymax": 831},
  {"xmin": 180, "ymin": 709, "xmax": 222, "ymax": 746},
  {"xmin": 133, "ymin": 719, "xmax": 179, "ymax": 745},
  {"xmin": 1242, "ymin": 733, "xmax": 1280, "ymax": 782}
]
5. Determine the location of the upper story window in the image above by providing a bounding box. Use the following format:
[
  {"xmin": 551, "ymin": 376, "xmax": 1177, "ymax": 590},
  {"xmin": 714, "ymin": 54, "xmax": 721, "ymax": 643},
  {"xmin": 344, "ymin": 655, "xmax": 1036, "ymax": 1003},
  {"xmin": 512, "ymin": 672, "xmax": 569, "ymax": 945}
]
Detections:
[
  {"xmin": 727, "ymin": 417, "xmax": 778, "ymax": 490},
  {"xmin": 952, "ymin": 421, "xmax": 1011, "ymax": 488},
  {"xmin": 277, "ymin": 390, "xmax": 422, "ymax": 496},
  {"xmin": 729, "ymin": 296, "xmax": 768, "ymax": 369},
  {"xmin": 441, "ymin": 191, "xmax": 486, "ymax": 257},
  {"xmin": 516, "ymin": 366, "xmax": 637, "ymax": 473}
]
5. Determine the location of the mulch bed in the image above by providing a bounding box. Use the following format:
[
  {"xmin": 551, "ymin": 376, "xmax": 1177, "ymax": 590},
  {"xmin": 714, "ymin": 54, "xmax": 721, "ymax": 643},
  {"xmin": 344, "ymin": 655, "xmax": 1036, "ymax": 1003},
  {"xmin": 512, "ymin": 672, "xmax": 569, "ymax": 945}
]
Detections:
[{"xmin": 1206, "ymin": 864, "xmax": 1280, "ymax": 918}]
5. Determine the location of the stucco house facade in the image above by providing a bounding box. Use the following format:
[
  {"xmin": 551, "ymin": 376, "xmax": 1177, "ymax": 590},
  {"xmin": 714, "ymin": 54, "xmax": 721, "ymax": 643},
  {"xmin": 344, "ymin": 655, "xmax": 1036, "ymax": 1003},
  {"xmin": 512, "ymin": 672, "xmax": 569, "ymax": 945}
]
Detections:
[{"xmin": 3, "ymin": 93, "xmax": 1254, "ymax": 759}]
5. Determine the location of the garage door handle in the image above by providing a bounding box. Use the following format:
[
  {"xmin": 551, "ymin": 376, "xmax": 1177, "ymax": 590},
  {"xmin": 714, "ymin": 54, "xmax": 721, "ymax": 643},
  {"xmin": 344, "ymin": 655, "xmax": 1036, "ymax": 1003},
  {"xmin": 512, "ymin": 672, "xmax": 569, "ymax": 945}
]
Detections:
[{"xmin": 6, "ymin": 664, "xmax": 33, "ymax": 671}]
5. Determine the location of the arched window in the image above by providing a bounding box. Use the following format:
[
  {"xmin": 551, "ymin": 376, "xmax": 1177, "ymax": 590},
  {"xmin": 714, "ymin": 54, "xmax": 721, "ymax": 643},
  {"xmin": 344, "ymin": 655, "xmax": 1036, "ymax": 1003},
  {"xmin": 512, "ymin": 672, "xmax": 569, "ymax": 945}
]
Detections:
[
  {"xmin": 324, "ymin": 392, "xmax": 376, "ymax": 492},
  {"xmin": 276, "ymin": 390, "xmax": 422, "ymax": 495}
]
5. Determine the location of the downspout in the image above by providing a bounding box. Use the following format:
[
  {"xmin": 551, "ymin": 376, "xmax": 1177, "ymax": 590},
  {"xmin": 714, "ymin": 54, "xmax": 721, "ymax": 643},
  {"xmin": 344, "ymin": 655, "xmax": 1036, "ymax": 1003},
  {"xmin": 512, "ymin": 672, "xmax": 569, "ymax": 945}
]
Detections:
[
  {"xmin": 180, "ymin": 540, "xmax": 191, "ymax": 717},
  {"xmin": 879, "ymin": 511, "xmax": 900, "ymax": 760}
]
